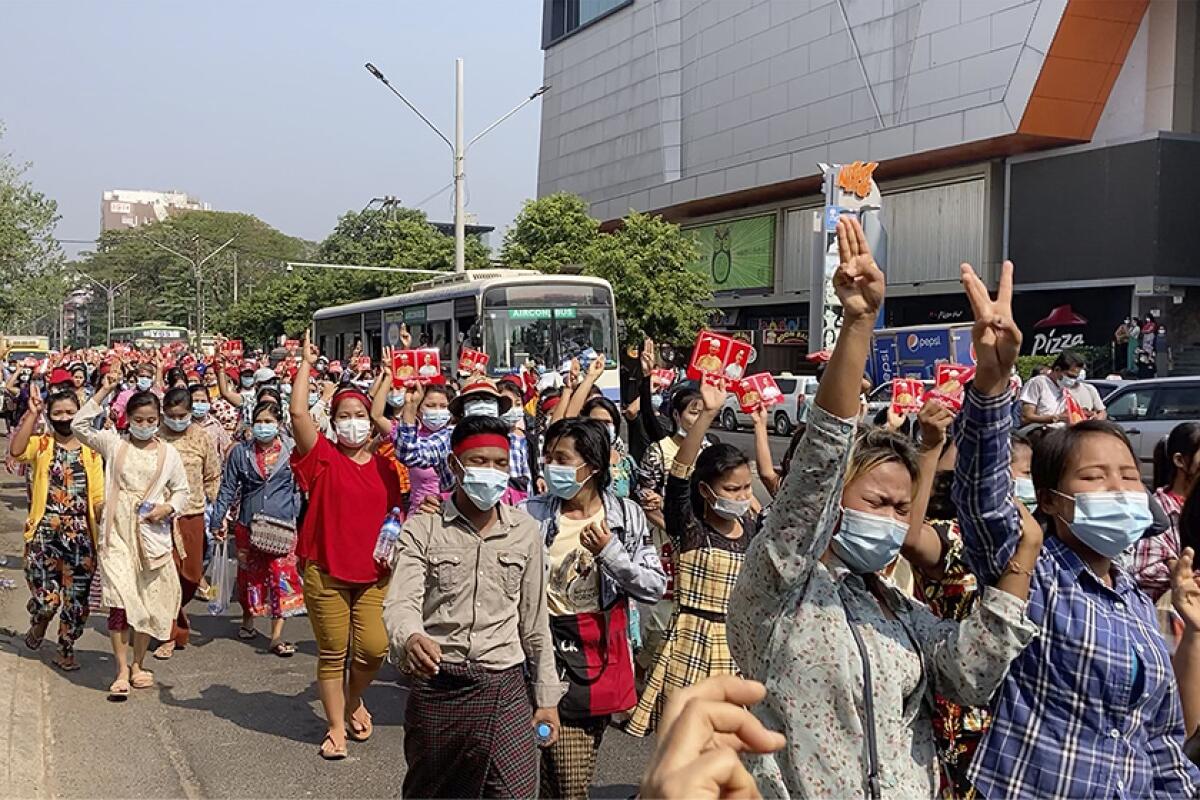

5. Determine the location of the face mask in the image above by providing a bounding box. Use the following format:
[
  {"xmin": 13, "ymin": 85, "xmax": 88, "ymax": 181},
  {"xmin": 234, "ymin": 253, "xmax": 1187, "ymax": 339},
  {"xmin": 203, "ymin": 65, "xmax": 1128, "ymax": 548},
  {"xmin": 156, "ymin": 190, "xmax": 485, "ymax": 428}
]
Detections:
[
  {"xmin": 335, "ymin": 417, "xmax": 371, "ymax": 447},
  {"xmin": 192, "ymin": 401, "xmax": 210, "ymax": 418},
  {"xmin": 464, "ymin": 399, "xmax": 499, "ymax": 418},
  {"xmin": 387, "ymin": 391, "xmax": 406, "ymax": 408},
  {"xmin": 651, "ymin": 395, "xmax": 663, "ymax": 410},
  {"xmin": 1055, "ymin": 490, "xmax": 1153, "ymax": 558},
  {"xmin": 309, "ymin": 392, "xmax": 321, "ymax": 408},
  {"xmin": 1015, "ymin": 477, "xmax": 1037, "ymax": 509},
  {"xmin": 703, "ymin": 484, "xmax": 751, "ymax": 521},
  {"xmin": 281, "ymin": 384, "xmax": 292, "ymax": 397},
  {"xmin": 252, "ymin": 422, "xmax": 278, "ymax": 443},
  {"xmin": 49, "ymin": 418, "xmax": 74, "ymax": 437},
  {"xmin": 1058, "ymin": 375, "xmax": 1079, "ymax": 389},
  {"xmin": 606, "ymin": 423, "xmax": 618, "ymax": 444},
  {"xmin": 831, "ymin": 507, "xmax": 909, "ymax": 574},
  {"xmin": 164, "ymin": 416, "xmax": 191, "ymax": 433},
  {"xmin": 240, "ymin": 376, "xmax": 255, "ymax": 389},
  {"xmin": 546, "ymin": 464, "xmax": 592, "ymax": 500},
  {"xmin": 422, "ymin": 408, "xmax": 451, "ymax": 430},
  {"xmin": 500, "ymin": 406, "xmax": 524, "ymax": 427},
  {"xmin": 136, "ymin": 377, "xmax": 152, "ymax": 392},
  {"xmin": 458, "ymin": 463, "xmax": 509, "ymax": 510},
  {"xmin": 129, "ymin": 422, "xmax": 157, "ymax": 441},
  {"xmin": 352, "ymin": 379, "xmax": 372, "ymax": 392}
]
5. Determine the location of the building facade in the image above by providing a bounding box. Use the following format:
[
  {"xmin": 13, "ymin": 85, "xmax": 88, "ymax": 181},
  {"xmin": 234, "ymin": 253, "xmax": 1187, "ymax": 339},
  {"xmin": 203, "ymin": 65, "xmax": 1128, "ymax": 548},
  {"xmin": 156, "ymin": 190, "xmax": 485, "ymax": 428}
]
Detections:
[
  {"xmin": 101, "ymin": 189, "xmax": 210, "ymax": 232},
  {"xmin": 537, "ymin": 0, "xmax": 1200, "ymax": 375}
]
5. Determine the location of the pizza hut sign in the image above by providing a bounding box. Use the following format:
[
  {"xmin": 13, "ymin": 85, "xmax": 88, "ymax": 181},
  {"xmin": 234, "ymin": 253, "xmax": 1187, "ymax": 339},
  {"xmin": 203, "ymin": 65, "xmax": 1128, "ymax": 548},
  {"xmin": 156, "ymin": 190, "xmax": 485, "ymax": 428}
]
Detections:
[{"xmin": 1030, "ymin": 305, "xmax": 1087, "ymax": 356}]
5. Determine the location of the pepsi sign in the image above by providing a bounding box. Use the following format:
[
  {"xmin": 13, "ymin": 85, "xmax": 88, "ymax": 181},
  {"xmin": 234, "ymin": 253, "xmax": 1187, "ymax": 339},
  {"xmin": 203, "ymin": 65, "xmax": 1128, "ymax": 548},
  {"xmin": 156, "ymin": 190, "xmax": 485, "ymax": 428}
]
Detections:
[{"xmin": 898, "ymin": 329, "xmax": 950, "ymax": 361}]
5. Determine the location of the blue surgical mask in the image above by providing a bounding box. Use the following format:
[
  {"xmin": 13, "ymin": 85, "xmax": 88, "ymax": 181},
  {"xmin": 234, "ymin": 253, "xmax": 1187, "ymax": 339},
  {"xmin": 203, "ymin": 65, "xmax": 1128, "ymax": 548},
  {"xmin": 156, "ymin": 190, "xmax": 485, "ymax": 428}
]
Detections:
[
  {"xmin": 129, "ymin": 422, "xmax": 157, "ymax": 441},
  {"xmin": 1055, "ymin": 490, "xmax": 1153, "ymax": 558},
  {"xmin": 1015, "ymin": 477, "xmax": 1037, "ymax": 509},
  {"xmin": 136, "ymin": 377, "xmax": 152, "ymax": 392},
  {"xmin": 422, "ymin": 408, "xmax": 451, "ymax": 430},
  {"xmin": 464, "ymin": 399, "xmax": 499, "ymax": 418},
  {"xmin": 1059, "ymin": 376, "xmax": 1079, "ymax": 389},
  {"xmin": 387, "ymin": 391, "xmax": 406, "ymax": 408},
  {"xmin": 240, "ymin": 376, "xmax": 255, "ymax": 389},
  {"xmin": 252, "ymin": 422, "xmax": 279, "ymax": 443},
  {"xmin": 500, "ymin": 406, "xmax": 524, "ymax": 427},
  {"xmin": 164, "ymin": 416, "xmax": 191, "ymax": 433},
  {"xmin": 831, "ymin": 507, "xmax": 909, "ymax": 574},
  {"xmin": 309, "ymin": 391, "xmax": 321, "ymax": 408},
  {"xmin": 546, "ymin": 464, "xmax": 591, "ymax": 500},
  {"xmin": 458, "ymin": 461, "xmax": 509, "ymax": 510},
  {"xmin": 192, "ymin": 401, "xmax": 210, "ymax": 419}
]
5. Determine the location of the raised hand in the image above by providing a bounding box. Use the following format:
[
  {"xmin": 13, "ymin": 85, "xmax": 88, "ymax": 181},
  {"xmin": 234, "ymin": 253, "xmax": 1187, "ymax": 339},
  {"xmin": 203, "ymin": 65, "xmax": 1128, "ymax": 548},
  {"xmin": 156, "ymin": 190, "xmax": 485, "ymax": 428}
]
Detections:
[
  {"xmin": 699, "ymin": 378, "xmax": 727, "ymax": 414},
  {"xmin": 640, "ymin": 338, "xmax": 656, "ymax": 377},
  {"xmin": 1172, "ymin": 547, "xmax": 1200, "ymax": 632},
  {"xmin": 587, "ymin": 353, "xmax": 606, "ymax": 380},
  {"xmin": 917, "ymin": 399, "xmax": 955, "ymax": 449},
  {"xmin": 961, "ymin": 260, "xmax": 1021, "ymax": 396},
  {"xmin": 833, "ymin": 216, "xmax": 886, "ymax": 321},
  {"xmin": 301, "ymin": 330, "xmax": 319, "ymax": 366},
  {"xmin": 399, "ymin": 323, "xmax": 412, "ymax": 349}
]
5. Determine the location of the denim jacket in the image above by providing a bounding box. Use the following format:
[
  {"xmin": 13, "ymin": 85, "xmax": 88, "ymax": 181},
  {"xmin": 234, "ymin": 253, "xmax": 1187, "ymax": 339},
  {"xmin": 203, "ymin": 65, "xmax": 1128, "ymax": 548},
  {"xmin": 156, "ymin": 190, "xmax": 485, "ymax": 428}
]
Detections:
[
  {"xmin": 210, "ymin": 436, "xmax": 301, "ymax": 528},
  {"xmin": 521, "ymin": 491, "xmax": 666, "ymax": 610}
]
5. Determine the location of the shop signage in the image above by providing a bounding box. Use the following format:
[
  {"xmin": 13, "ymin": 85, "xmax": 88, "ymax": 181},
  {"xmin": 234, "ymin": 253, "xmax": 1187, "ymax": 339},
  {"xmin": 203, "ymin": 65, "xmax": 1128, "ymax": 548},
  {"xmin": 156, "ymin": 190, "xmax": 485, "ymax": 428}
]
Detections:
[{"xmin": 683, "ymin": 214, "xmax": 776, "ymax": 292}]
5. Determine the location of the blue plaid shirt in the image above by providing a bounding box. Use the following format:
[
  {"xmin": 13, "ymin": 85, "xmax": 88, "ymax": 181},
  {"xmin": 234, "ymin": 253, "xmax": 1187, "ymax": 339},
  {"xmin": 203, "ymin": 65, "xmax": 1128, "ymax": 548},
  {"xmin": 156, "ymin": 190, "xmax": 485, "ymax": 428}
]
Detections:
[
  {"xmin": 394, "ymin": 423, "xmax": 530, "ymax": 492},
  {"xmin": 953, "ymin": 386, "xmax": 1199, "ymax": 799}
]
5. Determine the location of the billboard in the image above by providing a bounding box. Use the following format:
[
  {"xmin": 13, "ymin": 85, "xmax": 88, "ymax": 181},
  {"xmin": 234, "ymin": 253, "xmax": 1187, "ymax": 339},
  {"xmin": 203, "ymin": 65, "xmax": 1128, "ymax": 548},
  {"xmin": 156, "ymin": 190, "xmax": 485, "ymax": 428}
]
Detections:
[{"xmin": 684, "ymin": 214, "xmax": 775, "ymax": 292}]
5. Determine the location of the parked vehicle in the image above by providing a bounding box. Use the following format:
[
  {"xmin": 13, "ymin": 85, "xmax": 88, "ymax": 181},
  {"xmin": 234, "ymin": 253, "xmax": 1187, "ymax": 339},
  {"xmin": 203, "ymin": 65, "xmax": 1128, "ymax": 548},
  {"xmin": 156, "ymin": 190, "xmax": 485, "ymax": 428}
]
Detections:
[
  {"xmin": 1086, "ymin": 378, "xmax": 1126, "ymax": 402},
  {"xmin": 720, "ymin": 374, "xmax": 817, "ymax": 436},
  {"xmin": 863, "ymin": 380, "xmax": 934, "ymax": 420},
  {"xmin": 1101, "ymin": 377, "xmax": 1200, "ymax": 482}
]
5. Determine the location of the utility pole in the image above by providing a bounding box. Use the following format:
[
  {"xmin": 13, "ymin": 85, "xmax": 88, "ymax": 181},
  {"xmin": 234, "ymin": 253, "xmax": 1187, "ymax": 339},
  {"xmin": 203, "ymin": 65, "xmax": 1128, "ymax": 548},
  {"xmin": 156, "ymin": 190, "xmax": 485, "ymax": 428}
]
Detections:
[
  {"xmin": 148, "ymin": 236, "xmax": 235, "ymax": 340},
  {"xmin": 75, "ymin": 271, "xmax": 137, "ymax": 343},
  {"xmin": 233, "ymin": 250, "xmax": 239, "ymax": 305},
  {"xmin": 364, "ymin": 61, "xmax": 548, "ymax": 274}
]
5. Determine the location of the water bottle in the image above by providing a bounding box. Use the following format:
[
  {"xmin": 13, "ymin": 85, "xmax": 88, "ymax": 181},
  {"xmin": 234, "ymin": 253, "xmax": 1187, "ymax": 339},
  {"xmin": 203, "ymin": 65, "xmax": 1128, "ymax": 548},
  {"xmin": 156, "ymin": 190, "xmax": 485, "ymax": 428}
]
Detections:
[
  {"xmin": 138, "ymin": 501, "xmax": 155, "ymax": 517},
  {"xmin": 534, "ymin": 722, "xmax": 553, "ymax": 746},
  {"xmin": 374, "ymin": 507, "xmax": 403, "ymax": 563}
]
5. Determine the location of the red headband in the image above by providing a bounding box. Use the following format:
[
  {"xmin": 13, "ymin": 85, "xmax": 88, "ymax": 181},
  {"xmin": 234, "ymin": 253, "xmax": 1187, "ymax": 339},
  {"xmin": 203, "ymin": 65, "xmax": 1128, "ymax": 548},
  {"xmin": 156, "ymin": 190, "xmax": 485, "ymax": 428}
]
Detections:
[
  {"xmin": 331, "ymin": 389, "xmax": 370, "ymax": 413},
  {"xmin": 452, "ymin": 433, "xmax": 509, "ymax": 455}
]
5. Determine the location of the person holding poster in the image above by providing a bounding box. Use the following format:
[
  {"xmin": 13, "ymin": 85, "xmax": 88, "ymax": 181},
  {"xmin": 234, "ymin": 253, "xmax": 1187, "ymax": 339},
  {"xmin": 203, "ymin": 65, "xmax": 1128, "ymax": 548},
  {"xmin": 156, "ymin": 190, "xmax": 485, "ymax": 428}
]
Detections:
[{"xmin": 1019, "ymin": 351, "xmax": 1106, "ymax": 427}]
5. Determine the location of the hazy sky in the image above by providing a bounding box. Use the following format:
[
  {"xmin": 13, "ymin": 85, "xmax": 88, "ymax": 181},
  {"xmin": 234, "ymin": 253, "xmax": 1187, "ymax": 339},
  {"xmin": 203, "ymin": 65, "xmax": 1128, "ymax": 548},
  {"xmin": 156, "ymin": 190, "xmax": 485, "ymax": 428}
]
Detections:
[{"xmin": 1, "ymin": 2, "xmax": 545, "ymax": 257}]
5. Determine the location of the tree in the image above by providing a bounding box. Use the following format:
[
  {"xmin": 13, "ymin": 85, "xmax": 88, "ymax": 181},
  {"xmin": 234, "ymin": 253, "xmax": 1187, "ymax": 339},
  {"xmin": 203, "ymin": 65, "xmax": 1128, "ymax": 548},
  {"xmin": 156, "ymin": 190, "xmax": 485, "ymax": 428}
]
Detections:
[
  {"xmin": 501, "ymin": 192, "xmax": 599, "ymax": 273},
  {"xmin": 212, "ymin": 206, "xmax": 490, "ymax": 346},
  {"xmin": 0, "ymin": 122, "xmax": 66, "ymax": 334},
  {"xmin": 585, "ymin": 211, "xmax": 712, "ymax": 344}
]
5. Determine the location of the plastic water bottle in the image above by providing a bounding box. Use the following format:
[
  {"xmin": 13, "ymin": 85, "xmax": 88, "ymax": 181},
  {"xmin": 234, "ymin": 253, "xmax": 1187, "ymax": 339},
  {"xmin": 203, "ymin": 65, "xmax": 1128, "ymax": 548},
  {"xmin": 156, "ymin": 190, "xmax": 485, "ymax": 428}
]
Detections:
[
  {"xmin": 534, "ymin": 722, "xmax": 553, "ymax": 746},
  {"xmin": 374, "ymin": 507, "xmax": 403, "ymax": 562}
]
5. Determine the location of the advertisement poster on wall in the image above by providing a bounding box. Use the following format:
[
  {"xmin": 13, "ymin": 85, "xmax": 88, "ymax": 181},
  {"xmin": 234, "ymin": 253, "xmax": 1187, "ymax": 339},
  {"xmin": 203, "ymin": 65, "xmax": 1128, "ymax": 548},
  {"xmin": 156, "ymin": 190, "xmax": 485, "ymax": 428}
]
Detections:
[{"xmin": 684, "ymin": 214, "xmax": 776, "ymax": 293}]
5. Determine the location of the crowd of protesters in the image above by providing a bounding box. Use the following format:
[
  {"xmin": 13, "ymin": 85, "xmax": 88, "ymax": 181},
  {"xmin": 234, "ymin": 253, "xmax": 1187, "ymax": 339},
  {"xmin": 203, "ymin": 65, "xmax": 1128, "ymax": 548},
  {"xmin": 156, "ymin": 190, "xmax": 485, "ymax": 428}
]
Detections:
[{"xmin": 5, "ymin": 216, "xmax": 1200, "ymax": 798}]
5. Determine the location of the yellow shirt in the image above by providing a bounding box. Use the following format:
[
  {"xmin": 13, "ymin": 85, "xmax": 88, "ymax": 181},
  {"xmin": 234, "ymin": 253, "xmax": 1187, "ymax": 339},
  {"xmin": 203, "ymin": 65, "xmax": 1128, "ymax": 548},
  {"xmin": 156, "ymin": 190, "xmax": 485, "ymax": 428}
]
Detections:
[
  {"xmin": 546, "ymin": 509, "xmax": 605, "ymax": 616},
  {"xmin": 16, "ymin": 435, "xmax": 105, "ymax": 542}
]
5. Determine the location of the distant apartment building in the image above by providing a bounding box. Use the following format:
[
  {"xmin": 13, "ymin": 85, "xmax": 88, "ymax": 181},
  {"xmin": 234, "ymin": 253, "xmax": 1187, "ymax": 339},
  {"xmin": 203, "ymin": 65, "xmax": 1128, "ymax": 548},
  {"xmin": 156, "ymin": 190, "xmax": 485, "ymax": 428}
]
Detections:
[
  {"xmin": 101, "ymin": 189, "xmax": 210, "ymax": 232},
  {"xmin": 537, "ymin": 0, "xmax": 1200, "ymax": 375}
]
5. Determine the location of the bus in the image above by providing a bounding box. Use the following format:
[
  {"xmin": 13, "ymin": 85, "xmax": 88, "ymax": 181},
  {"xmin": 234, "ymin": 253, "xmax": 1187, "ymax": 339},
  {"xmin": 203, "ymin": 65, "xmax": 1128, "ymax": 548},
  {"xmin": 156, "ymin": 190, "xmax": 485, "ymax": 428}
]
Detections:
[
  {"xmin": 2, "ymin": 334, "xmax": 51, "ymax": 362},
  {"xmin": 312, "ymin": 269, "xmax": 621, "ymax": 398},
  {"xmin": 108, "ymin": 321, "xmax": 191, "ymax": 349}
]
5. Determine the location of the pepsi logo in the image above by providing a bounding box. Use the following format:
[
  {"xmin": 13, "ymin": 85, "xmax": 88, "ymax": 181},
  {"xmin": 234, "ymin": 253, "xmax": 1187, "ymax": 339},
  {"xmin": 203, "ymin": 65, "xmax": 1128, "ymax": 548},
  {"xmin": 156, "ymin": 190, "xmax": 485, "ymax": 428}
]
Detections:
[
  {"xmin": 906, "ymin": 334, "xmax": 943, "ymax": 351},
  {"xmin": 906, "ymin": 334, "xmax": 918, "ymax": 349}
]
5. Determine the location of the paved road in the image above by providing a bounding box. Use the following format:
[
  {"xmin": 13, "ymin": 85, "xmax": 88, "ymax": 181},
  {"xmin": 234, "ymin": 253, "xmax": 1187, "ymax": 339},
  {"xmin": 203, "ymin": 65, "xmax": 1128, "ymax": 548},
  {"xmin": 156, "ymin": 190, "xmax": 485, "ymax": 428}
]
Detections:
[
  {"xmin": 710, "ymin": 426, "xmax": 794, "ymax": 466},
  {"xmin": 0, "ymin": 472, "xmax": 653, "ymax": 799}
]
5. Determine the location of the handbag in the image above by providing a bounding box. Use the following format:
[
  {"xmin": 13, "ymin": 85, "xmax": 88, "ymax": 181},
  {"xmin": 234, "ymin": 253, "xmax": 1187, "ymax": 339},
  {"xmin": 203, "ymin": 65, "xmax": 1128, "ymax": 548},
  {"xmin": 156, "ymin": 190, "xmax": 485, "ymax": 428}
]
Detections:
[
  {"xmin": 549, "ymin": 599, "xmax": 636, "ymax": 719},
  {"xmin": 249, "ymin": 513, "xmax": 297, "ymax": 556}
]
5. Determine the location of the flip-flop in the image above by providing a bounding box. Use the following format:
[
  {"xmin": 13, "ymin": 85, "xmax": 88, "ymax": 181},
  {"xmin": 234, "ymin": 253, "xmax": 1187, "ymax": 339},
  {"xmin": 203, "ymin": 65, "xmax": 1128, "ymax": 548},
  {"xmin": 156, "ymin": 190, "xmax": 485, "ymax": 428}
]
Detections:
[
  {"xmin": 346, "ymin": 703, "xmax": 373, "ymax": 742},
  {"xmin": 268, "ymin": 641, "xmax": 295, "ymax": 658},
  {"xmin": 318, "ymin": 733, "xmax": 347, "ymax": 761},
  {"xmin": 237, "ymin": 626, "xmax": 258, "ymax": 640},
  {"xmin": 152, "ymin": 642, "xmax": 176, "ymax": 660},
  {"xmin": 108, "ymin": 677, "xmax": 131, "ymax": 702},
  {"xmin": 53, "ymin": 654, "xmax": 80, "ymax": 672},
  {"xmin": 130, "ymin": 670, "xmax": 155, "ymax": 689}
]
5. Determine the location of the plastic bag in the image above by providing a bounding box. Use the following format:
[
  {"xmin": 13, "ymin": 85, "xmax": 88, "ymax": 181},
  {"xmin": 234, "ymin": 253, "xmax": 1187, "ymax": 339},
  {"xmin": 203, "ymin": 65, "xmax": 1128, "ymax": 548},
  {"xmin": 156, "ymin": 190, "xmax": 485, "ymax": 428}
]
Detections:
[{"xmin": 207, "ymin": 536, "xmax": 233, "ymax": 616}]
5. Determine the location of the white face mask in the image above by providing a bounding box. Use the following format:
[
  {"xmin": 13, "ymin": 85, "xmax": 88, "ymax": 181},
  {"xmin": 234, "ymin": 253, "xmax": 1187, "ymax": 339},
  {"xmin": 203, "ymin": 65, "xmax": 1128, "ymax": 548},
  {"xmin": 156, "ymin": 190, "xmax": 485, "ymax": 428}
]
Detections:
[
  {"xmin": 335, "ymin": 417, "xmax": 371, "ymax": 447},
  {"xmin": 464, "ymin": 399, "xmax": 499, "ymax": 418}
]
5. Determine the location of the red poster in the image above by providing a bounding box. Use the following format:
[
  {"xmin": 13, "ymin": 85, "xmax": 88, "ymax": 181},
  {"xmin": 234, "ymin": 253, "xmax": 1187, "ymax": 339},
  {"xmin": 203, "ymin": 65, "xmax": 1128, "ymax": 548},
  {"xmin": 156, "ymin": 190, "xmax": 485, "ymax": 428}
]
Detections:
[
  {"xmin": 352, "ymin": 355, "xmax": 372, "ymax": 373},
  {"xmin": 221, "ymin": 339, "xmax": 244, "ymax": 362},
  {"xmin": 457, "ymin": 347, "xmax": 489, "ymax": 375},
  {"xmin": 284, "ymin": 338, "xmax": 300, "ymax": 354},
  {"xmin": 1064, "ymin": 392, "xmax": 1086, "ymax": 425},
  {"xmin": 890, "ymin": 378, "xmax": 924, "ymax": 415},
  {"xmin": 392, "ymin": 350, "xmax": 417, "ymax": 386},
  {"xmin": 734, "ymin": 373, "xmax": 784, "ymax": 412},
  {"xmin": 687, "ymin": 330, "xmax": 753, "ymax": 383},
  {"xmin": 414, "ymin": 348, "xmax": 441, "ymax": 383},
  {"xmin": 651, "ymin": 368, "xmax": 675, "ymax": 392},
  {"xmin": 923, "ymin": 363, "xmax": 975, "ymax": 411}
]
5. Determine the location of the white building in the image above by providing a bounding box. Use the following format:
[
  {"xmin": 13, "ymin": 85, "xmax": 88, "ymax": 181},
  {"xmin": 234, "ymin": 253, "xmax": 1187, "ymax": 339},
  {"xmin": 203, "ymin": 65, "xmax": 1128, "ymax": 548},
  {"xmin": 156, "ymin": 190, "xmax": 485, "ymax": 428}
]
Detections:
[{"xmin": 101, "ymin": 189, "xmax": 210, "ymax": 231}]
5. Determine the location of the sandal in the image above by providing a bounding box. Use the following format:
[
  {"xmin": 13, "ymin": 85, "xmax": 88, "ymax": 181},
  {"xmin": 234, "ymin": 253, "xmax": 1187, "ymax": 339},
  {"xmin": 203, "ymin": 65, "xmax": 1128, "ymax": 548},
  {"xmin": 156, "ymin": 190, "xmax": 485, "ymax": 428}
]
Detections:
[
  {"xmin": 108, "ymin": 675, "xmax": 131, "ymax": 702},
  {"xmin": 237, "ymin": 626, "xmax": 258, "ymax": 640},
  {"xmin": 130, "ymin": 669, "xmax": 155, "ymax": 689},
  {"xmin": 268, "ymin": 641, "xmax": 295, "ymax": 658},
  {"xmin": 152, "ymin": 642, "xmax": 176, "ymax": 660},
  {"xmin": 53, "ymin": 653, "xmax": 80, "ymax": 672},
  {"xmin": 23, "ymin": 623, "xmax": 47, "ymax": 651},
  {"xmin": 346, "ymin": 702, "xmax": 373, "ymax": 742},
  {"xmin": 318, "ymin": 733, "xmax": 347, "ymax": 761}
]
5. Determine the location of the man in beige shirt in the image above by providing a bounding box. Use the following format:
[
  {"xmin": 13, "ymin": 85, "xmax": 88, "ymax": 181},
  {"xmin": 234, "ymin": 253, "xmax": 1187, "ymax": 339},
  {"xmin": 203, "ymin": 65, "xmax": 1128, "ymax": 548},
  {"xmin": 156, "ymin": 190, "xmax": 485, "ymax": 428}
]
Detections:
[{"xmin": 384, "ymin": 416, "xmax": 561, "ymax": 799}]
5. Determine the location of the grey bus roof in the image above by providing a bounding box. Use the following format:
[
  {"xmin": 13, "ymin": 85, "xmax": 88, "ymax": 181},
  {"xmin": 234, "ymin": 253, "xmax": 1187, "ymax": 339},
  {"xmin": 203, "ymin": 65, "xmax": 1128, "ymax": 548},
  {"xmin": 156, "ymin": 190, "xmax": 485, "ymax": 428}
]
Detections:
[{"xmin": 312, "ymin": 269, "xmax": 610, "ymax": 320}]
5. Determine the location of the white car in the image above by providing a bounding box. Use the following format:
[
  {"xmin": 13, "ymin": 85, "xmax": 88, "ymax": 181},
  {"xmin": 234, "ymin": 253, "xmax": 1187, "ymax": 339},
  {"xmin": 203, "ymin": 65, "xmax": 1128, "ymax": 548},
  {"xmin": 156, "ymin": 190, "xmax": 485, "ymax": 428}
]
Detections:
[
  {"xmin": 719, "ymin": 374, "xmax": 819, "ymax": 436},
  {"xmin": 864, "ymin": 380, "xmax": 934, "ymax": 421}
]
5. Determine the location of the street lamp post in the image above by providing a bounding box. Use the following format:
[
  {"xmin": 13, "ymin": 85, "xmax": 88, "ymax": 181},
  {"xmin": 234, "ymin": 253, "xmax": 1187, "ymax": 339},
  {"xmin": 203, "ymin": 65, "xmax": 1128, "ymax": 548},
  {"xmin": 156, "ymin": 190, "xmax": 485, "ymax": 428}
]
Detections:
[
  {"xmin": 364, "ymin": 60, "xmax": 548, "ymax": 273},
  {"xmin": 148, "ymin": 236, "xmax": 236, "ymax": 339},
  {"xmin": 285, "ymin": 261, "xmax": 445, "ymax": 276},
  {"xmin": 75, "ymin": 271, "xmax": 137, "ymax": 342}
]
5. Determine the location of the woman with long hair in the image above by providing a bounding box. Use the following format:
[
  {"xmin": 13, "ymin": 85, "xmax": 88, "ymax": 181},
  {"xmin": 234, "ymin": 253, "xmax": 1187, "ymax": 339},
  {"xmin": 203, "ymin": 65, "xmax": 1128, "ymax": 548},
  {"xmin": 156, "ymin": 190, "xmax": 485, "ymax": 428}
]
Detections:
[{"xmin": 1132, "ymin": 422, "xmax": 1200, "ymax": 601}]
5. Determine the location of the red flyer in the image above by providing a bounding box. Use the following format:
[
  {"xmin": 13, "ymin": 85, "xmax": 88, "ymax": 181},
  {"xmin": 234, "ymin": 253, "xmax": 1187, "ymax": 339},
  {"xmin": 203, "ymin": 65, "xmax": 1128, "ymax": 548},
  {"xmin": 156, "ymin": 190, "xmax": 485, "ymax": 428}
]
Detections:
[
  {"xmin": 221, "ymin": 339, "xmax": 244, "ymax": 362},
  {"xmin": 457, "ymin": 347, "xmax": 489, "ymax": 375},
  {"xmin": 651, "ymin": 368, "xmax": 675, "ymax": 392},
  {"xmin": 923, "ymin": 363, "xmax": 975, "ymax": 411},
  {"xmin": 284, "ymin": 338, "xmax": 300, "ymax": 354},
  {"xmin": 890, "ymin": 378, "xmax": 924, "ymax": 415},
  {"xmin": 1064, "ymin": 392, "xmax": 1086, "ymax": 425},
  {"xmin": 734, "ymin": 373, "xmax": 784, "ymax": 412},
  {"xmin": 414, "ymin": 348, "xmax": 442, "ymax": 383},
  {"xmin": 392, "ymin": 350, "xmax": 417, "ymax": 386},
  {"xmin": 686, "ymin": 330, "xmax": 753, "ymax": 383},
  {"xmin": 352, "ymin": 355, "xmax": 372, "ymax": 373}
]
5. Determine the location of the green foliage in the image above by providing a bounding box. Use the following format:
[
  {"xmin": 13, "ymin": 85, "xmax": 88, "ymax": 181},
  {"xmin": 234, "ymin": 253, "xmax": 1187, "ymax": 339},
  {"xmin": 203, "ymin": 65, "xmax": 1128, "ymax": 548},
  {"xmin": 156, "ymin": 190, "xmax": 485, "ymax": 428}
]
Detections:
[
  {"xmin": 0, "ymin": 123, "xmax": 66, "ymax": 334},
  {"xmin": 213, "ymin": 207, "xmax": 489, "ymax": 347},
  {"xmin": 501, "ymin": 192, "xmax": 599, "ymax": 274},
  {"xmin": 1016, "ymin": 355, "xmax": 1055, "ymax": 381},
  {"xmin": 584, "ymin": 211, "xmax": 711, "ymax": 344}
]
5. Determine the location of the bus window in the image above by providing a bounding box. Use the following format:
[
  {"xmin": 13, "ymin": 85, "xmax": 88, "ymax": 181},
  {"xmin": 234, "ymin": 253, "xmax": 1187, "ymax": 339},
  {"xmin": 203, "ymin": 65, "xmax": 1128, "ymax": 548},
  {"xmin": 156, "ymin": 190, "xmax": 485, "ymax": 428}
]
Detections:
[
  {"xmin": 556, "ymin": 308, "xmax": 617, "ymax": 366},
  {"xmin": 482, "ymin": 311, "xmax": 552, "ymax": 372}
]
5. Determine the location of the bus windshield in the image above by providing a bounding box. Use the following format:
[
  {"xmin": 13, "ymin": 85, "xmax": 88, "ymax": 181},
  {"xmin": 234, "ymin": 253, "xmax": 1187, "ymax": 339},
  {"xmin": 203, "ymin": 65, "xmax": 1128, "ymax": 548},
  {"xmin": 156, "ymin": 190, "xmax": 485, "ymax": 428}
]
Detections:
[{"xmin": 481, "ymin": 305, "xmax": 615, "ymax": 372}]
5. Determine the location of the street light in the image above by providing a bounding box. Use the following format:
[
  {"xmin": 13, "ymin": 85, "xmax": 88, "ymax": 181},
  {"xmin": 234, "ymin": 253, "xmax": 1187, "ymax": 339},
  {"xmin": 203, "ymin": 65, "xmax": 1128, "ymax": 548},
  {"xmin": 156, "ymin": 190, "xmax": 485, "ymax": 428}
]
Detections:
[
  {"xmin": 363, "ymin": 59, "xmax": 548, "ymax": 274},
  {"xmin": 285, "ymin": 261, "xmax": 445, "ymax": 276},
  {"xmin": 75, "ymin": 270, "xmax": 137, "ymax": 342},
  {"xmin": 147, "ymin": 236, "xmax": 236, "ymax": 340}
]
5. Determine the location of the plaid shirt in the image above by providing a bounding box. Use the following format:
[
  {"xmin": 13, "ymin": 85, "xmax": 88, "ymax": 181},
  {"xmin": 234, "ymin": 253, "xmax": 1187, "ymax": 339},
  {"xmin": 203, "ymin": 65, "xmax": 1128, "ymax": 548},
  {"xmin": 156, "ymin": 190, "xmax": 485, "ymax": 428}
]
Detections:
[
  {"xmin": 1130, "ymin": 487, "xmax": 1185, "ymax": 602},
  {"xmin": 394, "ymin": 423, "xmax": 530, "ymax": 492},
  {"xmin": 954, "ymin": 386, "xmax": 1199, "ymax": 800}
]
